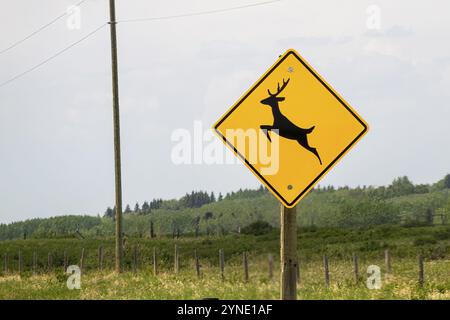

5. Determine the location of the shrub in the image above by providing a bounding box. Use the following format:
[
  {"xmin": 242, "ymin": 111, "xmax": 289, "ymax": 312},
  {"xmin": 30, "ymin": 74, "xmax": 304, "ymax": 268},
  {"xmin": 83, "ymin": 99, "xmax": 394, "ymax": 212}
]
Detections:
[
  {"xmin": 359, "ymin": 240, "xmax": 383, "ymax": 252},
  {"xmin": 413, "ymin": 237, "xmax": 437, "ymax": 246},
  {"xmin": 241, "ymin": 221, "xmax": 273, "ymax": 236},
  {"xmin": 427, "ymin": 245, "xmax": 448, "ymax": 260},
  {"xmin": 433, "ymin": 228, "xmax": 450, "ymax": 240}
]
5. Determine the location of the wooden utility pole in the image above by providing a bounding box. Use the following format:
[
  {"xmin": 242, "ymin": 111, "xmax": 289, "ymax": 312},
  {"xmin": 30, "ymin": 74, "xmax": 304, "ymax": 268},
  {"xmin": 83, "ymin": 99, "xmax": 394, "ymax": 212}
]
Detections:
[
  {"xmin": 108, "ymin": 0, "xmax": 123, "ymax": 273},
  {"xmin": 280, "ymin": 205, "xmax": 297, "ymax": 300}
]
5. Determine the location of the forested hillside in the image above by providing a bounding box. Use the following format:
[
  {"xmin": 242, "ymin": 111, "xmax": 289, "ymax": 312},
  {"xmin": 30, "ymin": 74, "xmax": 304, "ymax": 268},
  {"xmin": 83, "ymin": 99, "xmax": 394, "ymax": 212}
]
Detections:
[{"xmin": 1, "ymin": 175, "xmax": 449, "ymax": 240}]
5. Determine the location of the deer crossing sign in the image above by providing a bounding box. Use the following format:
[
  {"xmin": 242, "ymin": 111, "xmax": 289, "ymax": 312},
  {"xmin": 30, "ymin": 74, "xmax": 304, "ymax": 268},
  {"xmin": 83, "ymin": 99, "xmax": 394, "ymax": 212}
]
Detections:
[{"xmin": 213, "ymin": 49, "xmax": 369, "ymax": 208}]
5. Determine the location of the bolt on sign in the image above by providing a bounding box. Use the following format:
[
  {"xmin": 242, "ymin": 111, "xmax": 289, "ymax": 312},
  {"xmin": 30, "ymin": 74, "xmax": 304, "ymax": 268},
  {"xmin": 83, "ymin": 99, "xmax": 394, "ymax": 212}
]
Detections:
[{"xmin": 213, "ymin": 49, "xmax": 369, "ymax": 208}]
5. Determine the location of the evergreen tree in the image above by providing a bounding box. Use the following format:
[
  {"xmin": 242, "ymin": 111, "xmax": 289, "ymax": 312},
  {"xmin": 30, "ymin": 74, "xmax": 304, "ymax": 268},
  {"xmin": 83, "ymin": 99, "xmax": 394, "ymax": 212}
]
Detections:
[
  {"xmin": 444, "ymin": 174, "xmax": 450, "ymax": 189},
  {"xmin": 149, "ymin": 198, "xmax": 163, "ymax": 210},
  {"xmin": 104, "ymin": 207, "xmax": 114, "ymax": 218},
  {"xmin": 179, "ymin": 190, "xmax": 215, "ymax": 208},
  {"xmin": 141, "ymin": 201, "xmax": 150, "ymax": 213}
]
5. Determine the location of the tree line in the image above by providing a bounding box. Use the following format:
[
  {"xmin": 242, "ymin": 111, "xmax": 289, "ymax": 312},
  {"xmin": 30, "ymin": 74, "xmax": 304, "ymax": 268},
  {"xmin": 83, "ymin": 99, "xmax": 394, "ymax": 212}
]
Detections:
[
  {"xmin": 0, "ymin": 175, "xmax": 449, "ymax": 240},
  {"xmin": 103, "ymin": 186, "xmax": 269, "ymax": 218}
]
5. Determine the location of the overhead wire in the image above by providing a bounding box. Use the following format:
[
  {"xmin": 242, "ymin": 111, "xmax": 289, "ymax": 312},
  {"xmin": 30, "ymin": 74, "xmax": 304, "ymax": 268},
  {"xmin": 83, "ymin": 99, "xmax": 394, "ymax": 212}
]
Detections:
[
  {"xmin": 0, "ymin": 0, "xmax": 282, "ymax": 89},
  {"xmin": 0, "ymin": 0, "xmax": 88, "ymax": 55},
  {"xmin": 0, "ymin": 23, "xmax": 107, "ymax": 88},
  {"xmin": 117, "ymin": 0, "xmax": 281, "ymax": 23}
]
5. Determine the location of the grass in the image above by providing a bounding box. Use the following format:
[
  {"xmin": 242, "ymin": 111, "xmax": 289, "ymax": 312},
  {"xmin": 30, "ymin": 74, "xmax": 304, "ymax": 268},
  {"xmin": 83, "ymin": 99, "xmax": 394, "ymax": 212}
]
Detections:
[
  {"xmin": 0, "ymin": 257, "xmax": 448, "ymax": 299},
  {"xmin": 0, "ymin": 225, "xmax": 449, "ymax": 299}
]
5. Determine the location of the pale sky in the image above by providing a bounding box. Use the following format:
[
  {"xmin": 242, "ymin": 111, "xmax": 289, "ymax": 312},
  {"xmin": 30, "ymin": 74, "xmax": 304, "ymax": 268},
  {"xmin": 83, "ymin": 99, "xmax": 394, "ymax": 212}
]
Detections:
[{"xmin": 0, "ymin": 0, "xmax": 449, "ymax": 223}]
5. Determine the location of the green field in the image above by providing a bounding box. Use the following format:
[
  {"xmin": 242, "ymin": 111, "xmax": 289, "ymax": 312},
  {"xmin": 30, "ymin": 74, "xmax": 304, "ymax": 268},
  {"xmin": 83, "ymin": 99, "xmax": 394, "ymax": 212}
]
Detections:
[
  {"xmin": 1, "ymin": 176, "xmax": 449, "ymax": 299},
  {"xmin": 1, "ymin": 225, "xmax": 449, "ymax": 299}
]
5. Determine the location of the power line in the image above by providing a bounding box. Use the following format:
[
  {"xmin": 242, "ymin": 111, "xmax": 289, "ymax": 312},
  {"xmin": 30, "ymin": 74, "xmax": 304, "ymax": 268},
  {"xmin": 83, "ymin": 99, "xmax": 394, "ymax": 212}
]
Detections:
[
  {"xmin": 0, "ymin": 23, "xmax": 106, "ymax": 89},
  {"xmin": 0, "ymin": 0, "xmax": 87, "ymax": 55},
  {"xmin": 0, "ymin": 0, "xmax": 283, "ymax": 89},
  {"xmin": 117, "ymin": 0, "xmax": 281, "ymax": 23}
]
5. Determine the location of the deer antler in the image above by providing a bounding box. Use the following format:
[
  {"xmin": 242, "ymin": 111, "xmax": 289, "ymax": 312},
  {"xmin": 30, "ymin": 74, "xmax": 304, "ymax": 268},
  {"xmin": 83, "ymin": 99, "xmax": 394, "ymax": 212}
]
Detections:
[{"xmin": 268, "ymin": 78, "xmax": 290, "ymax": 96}]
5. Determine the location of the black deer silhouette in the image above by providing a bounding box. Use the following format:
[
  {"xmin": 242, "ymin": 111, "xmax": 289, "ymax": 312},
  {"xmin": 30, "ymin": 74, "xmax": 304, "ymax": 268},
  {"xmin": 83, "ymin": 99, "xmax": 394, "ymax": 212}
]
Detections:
[{"xmin": 260, "ymin": 78, "xmax": 322, "ymax": 165}]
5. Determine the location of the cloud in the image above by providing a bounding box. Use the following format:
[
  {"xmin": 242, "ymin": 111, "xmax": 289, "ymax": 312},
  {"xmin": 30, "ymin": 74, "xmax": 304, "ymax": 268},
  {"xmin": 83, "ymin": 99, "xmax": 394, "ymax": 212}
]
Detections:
[
  {"xmin": 364, "ymin": 25, "xmax": 414, "ymax": 38},
  {"xmin": 1, "ymin": 0, "xmax": 450, "ymax": 222}
]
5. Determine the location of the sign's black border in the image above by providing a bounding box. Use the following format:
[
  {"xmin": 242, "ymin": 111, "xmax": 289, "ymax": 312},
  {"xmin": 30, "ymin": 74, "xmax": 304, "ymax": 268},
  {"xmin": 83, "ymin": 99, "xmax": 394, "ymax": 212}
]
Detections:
[{"xmin": 214, "ymin": 50, "xmax": 368, "ymax": 207}]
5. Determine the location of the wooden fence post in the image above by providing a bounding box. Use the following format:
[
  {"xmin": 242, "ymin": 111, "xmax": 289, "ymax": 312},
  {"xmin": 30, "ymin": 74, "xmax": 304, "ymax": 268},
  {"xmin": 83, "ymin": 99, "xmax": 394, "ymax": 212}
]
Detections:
[
  {"xmin": 3, "ymin": 253, "xmax": 8, "ymax": 274},
  {"xmin": 98, "ymin": 246, "xmax": 103, "ymax": 271},
  {"xmin": 174, "ymin": 244, "xmax": 179, "ymax": 274},
  {"xmin": 243, "ymin": 251, "xmax": 249, "ymax": 282},
  {"xmin": 385, "ymin": 249, "xmax": 391, "ymax": 274},
  {"xmin": 80, "ymin": 248, "xmax": 85, "ymax": 273},
  {"xmin": 110, "ymin": 250, "xmax": 114, "ymax": 270},
  {"xmin": 418, "ymin": 255, "xmax": 424, "ymax": 288},
  {"xmin": 63, "ymin": 250, "xmax": 68, "ymax": 272},
  {"xmin": 33, "ymin": 251, "xmax": 37, "ymax": 275},
  {"xmin": 153, "ymin": 247, "xmax": 158, "ymax": 276},
  {"xmin": 219, "ymin": 249, "xmax": 225, "ymax": 280},
  {"xmin": 133, "ymin": 246, "xmax": 138, "ymax": 274},
  {"xmin": 47, "ymin": 252, "xmax": 53, "ymax": 272},
  {"xmin": 323, "ymin": 255, "xmax": 330, "ymax": 288},
  {"xmin": 353, "ymin": 253, "xmax": 359, "ymax": 283},
  {"xmin": 194, "ymin": 249, "xmax": 201, "ymax": 278},
  {"xmin": 18, "ymin": 250, "xmax": 22, "ymax": 276},
  {"xmin": 268, "ymin": 253, "xmax": 274, "ymax": 280}
]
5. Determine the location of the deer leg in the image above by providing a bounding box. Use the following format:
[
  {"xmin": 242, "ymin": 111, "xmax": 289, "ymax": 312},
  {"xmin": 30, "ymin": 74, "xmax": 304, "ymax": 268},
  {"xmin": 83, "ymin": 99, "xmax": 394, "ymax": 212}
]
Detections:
[
  {"xmin": 297, "ymin": 136, "xmax": 322, "ymax": 165},
  {"xmin": 260, "ymin": 125, "xmax": 272, "ymax": 142},
  {"xmin": 306, "ymin": 146, "xmax": 322, "ymax": 165}
]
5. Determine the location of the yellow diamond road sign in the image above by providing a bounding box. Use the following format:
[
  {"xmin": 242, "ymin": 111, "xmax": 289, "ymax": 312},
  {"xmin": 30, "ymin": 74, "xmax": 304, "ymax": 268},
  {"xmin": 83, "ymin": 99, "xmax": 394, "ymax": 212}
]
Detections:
[{"xmin": 213, "ymin": 49, "xmax": 369, "ymax": 208}]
